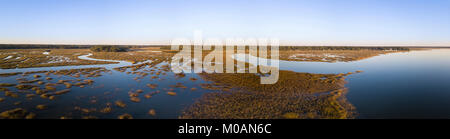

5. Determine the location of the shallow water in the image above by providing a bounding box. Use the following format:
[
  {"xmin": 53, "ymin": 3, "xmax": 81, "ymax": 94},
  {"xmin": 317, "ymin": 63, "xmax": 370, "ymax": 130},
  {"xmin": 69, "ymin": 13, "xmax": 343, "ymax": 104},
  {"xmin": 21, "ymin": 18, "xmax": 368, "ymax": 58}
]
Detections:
[
  {"xmin": 0, "ymin": 55, "xmax": 213, "ymax": 119},
  {"xmin": 2, "ymin": 49, "xmax": 450, "ymax": 119}
]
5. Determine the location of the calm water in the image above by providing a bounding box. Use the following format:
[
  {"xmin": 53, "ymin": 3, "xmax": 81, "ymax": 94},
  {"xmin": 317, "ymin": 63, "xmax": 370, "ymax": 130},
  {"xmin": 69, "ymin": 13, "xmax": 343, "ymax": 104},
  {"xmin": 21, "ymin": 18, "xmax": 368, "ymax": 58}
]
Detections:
[
  {"xmin": 344, "ymin": 49, "xmax": 450, "ymax": 118},
  {"xmin": 235, "ymin": 49, "xmax": 450, "ymax": 118},
  {"xmin": 280, "ymin": 49, "xmax": 450, "ymax": 118},
  {"xmin": 0, "ymin": 56, "xmax": 213, "ymax": 118},
  {"xmin": 2, "ymin": 49, "xmax": 450, "ymax": 119}
]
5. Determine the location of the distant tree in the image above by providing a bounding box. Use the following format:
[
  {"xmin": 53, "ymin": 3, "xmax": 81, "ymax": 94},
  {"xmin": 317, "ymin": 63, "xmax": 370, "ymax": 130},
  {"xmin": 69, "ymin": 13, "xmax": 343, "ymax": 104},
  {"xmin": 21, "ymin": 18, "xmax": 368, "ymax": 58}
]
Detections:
[{"xmin": 90, "ymin": 46, "xmax": 129, "ymax": 52}]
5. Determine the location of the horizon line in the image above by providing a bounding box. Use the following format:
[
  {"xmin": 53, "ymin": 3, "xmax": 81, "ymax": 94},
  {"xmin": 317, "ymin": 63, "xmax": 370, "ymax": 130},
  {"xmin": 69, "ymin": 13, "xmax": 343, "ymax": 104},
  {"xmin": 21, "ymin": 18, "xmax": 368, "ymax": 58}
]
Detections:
[{"xmin": 1, "ymin": 43, "xmax": 449, "ymax": 48}]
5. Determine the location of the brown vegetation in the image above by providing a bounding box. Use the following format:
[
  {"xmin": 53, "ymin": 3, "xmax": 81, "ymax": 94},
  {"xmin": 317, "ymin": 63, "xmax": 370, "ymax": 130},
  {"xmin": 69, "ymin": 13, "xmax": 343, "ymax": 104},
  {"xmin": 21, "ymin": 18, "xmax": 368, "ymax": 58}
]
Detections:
[
  {"xmin": 0, "ymin": 49, "xmax": 115, "ymax": 69},
  {"xmin": 181, "ymin": 71, "xmax": 357, "ymax": 119},
  {"xmin": 279, "ymin": 49, "xmax": 408, "ymax": 62}
]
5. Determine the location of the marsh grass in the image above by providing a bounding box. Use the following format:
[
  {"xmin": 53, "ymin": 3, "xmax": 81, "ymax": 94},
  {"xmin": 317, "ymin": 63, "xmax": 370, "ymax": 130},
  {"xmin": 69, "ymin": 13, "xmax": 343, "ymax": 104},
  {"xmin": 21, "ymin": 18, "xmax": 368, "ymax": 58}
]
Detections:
[
  {"xmin": 115, "ymin": 100, "xmax": 127, "ymax": 108},
  {"xmin": 0, "ymin": 48, "xmax": 175, "ymax": 119},
  {"xmin": 0, "ymin": 72, "xmax": 22, "ymax": 77},
  {"xmin": 180, "ymin": 71, "xmax": 357, "ymax": 119},
  {"xmin": 148, "ymin": 109, "xmax": 156, "ymax": 116},
  {"xmin": 279, "ymin": 50, "xmax": 408, "ymax": 62},
  {"xmin": 167, "ymin": 92, "xmax": 177, "ymax": 96},
  {"xmin": 0, "ymin": 49, "xmax": 115, "ymax": 69},
  {"xmin": 118, "ymin": 113, "xmax": 133, "ymax": 119},
  {"xmin": 0, "ymin": 108, "xmax": 36, "ymax": 119},
  {"xmin": 90, "ymin": 48, "xmax": 172, "ymax": 63},
  {"xmin": 0, "ymin": 66, "xmax": 109, "ymax": 119},
  {"xmin": 0, "ymin": 83, "xmax": 15, "ymax": 87}
]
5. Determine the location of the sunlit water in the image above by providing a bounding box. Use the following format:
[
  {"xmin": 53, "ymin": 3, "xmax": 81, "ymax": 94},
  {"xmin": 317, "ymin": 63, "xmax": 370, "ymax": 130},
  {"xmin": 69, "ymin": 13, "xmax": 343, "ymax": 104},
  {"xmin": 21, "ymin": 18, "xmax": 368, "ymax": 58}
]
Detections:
[{"xmin": 2, "ymin": 49, "xmax": 450, "ymax": 118}]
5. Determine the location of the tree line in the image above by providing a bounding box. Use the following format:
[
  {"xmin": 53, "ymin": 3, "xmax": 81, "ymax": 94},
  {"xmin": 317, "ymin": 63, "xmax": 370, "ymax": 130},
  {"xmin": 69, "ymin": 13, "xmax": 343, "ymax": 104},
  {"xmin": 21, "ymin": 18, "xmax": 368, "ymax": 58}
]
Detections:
[
  {"xmin": 0, "ymin": 44, "xmax": 410, "ymax": 51},
  {"xmin": 89, "ymin": 46, "xmax": 129, "ymax": 52},
  {"xmin": 0, "ymin": 44, "xmax": 162, "ymax": 49}
]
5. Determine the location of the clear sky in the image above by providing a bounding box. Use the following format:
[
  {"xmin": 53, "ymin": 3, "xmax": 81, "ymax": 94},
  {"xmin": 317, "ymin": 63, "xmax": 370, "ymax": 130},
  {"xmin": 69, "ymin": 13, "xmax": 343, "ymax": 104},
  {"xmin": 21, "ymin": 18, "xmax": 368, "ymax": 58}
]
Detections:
[{"xmin": 1, "ymin": 0, "xmax": 449, "ymax": 46}]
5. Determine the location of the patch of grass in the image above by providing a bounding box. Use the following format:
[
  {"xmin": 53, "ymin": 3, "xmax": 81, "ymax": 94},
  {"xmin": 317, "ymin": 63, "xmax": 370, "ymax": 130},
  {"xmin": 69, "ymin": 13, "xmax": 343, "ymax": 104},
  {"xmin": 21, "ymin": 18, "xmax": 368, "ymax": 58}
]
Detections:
[
  {"xmin": 90, "ymin": 46, "xmax": 128, "ymax": 52},
  {"xmin": 0, "ymin": 108, "xmax": 35, "ymax": 119},
  {"xmin": 90, "ymin": 49, "xmax": 172, "ymax": 63},
  {"xmin": 148, "ymin": 109, "xmax": 156, "ymax": 116},
  {"xmin": 115, "ymin": 100, "xmax": 127, "ymax": 108},
  {"xmin": 54, "ymin": 89, "xmax": 70, "ymax": 95},
  {"xmin": 18, "ymin": 79, "xmax": 40, "ymax": 84},
  {"xmin": 167, "ymin": 92, "xmax": 177, "ymax": 96},
  {"xmin": 0, "ymin": 83, "xmax": 16, "ymax": 87},
  {"xmin": 36, "ymin": 104, "xmax": 47, "ymax": 110},
  {"xmin": 0, "ymin": 72, "xmax": 22, "ymax": 77},
  {"xmin": 180, "ymin": 71, "xmax": 357, "ymax": 119},
  {"xmin": 118, "ymin": 113, "xmax": 133, "ymax": 119},
  {"xmin": 15, "ymin": 84, "xmax": 36, "ymax": 90},
  {"xmin": 0, "ymin": 49, "xmax": 115, "ymax": 69},
  {"xmin": 279, "ymin": 49, "xmax": 408, "ymax": 62}
]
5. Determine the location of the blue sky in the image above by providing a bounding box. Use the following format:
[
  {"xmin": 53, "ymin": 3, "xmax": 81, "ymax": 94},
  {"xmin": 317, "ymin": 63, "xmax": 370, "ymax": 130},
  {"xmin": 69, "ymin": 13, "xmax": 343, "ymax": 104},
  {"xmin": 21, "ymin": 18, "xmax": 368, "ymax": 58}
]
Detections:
[{"xmin": 0, "ymin": 0, "xmax": 449, "ymax": 46}]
